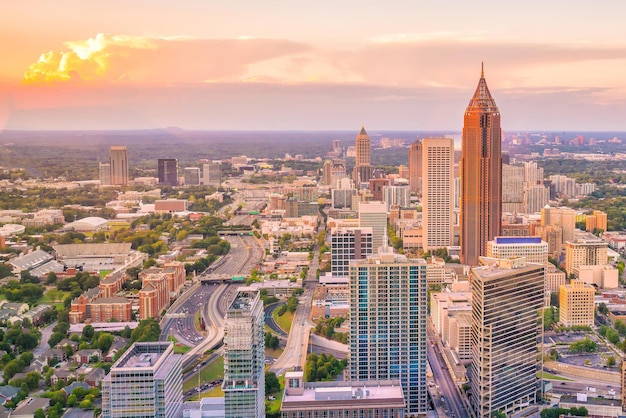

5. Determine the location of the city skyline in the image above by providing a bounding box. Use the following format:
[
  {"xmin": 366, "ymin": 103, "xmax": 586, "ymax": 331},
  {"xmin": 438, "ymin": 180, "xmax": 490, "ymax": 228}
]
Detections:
[{"xmin": 2, "ymin": 1, "xmax": 626, "ymax": 130}]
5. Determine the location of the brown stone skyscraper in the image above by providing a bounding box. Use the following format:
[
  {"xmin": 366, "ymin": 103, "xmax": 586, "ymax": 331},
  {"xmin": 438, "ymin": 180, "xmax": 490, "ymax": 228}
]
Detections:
[
  {"xmin": 352, "ymin": 126, "xmax": 372, "ymax": 184},
  {"xmin": 461, "ymin": 65, "xmax": 502, "ymax": 266},
  {"xmin": 408, "ymin": 138, "xmax": 422, "ymax": 194}
]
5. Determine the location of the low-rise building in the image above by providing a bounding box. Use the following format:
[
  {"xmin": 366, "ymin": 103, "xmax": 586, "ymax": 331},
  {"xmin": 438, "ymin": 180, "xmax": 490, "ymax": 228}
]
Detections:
[{"xmin": 281, "ymin": 372, "xmax": 405, "ymax": 418}]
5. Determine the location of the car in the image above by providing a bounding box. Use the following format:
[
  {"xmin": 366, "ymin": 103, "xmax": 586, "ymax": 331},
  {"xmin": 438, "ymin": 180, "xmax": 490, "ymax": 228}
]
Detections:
[{"xmin": 560, "ymin": 382, "xmax": 566, "ymax": 385}]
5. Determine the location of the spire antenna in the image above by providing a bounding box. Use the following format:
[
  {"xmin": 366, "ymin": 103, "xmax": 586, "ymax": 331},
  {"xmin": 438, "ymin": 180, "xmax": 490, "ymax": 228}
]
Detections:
[{"xmin": 481, "ymin": 62, "xmax": 484, "ymax": 78}]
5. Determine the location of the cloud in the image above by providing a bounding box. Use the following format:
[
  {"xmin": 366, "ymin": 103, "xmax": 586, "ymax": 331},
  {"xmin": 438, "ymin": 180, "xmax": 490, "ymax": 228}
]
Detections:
[{"xmin": 23, "ymin": 33, "xmax": 309, "ymax": 84}]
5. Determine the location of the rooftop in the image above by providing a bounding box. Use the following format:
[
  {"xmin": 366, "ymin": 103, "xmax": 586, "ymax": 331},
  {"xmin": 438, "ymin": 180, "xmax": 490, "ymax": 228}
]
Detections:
[{"xmin": 282, "ymin": 380, "xmax": 404, "ymax": 409}]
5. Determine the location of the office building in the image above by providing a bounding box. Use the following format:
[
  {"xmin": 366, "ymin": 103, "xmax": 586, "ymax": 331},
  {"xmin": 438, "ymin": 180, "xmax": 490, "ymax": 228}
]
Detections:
[
  {"xmin": 565, "ymin": 236, "xmax": 608, "ymax": 278},
  {"xmin": 184, "ymin": 167, "xmax": 201, "ymax": 186},
  {"xmin": 408, "ymin": 139, "xmax": 422, "ymax": 193},
  {"xmin": 501, "ymin": 164, "xmax": 524, "ymax": 213},
  {"xmin": 102, "ymin": 342, "xmax": 182, "ymax": 418},
  {"xmin": 559, "ymin": 279, "xmax": 594, "ymax": 327},
  {"xmin": 470, "ymin": 258, "xmax": 544, "ymax": 417},
  {"xmin": 421, "ymin": 137, "xmax": 455, "ymax": 250},
  {"xmin": 460, "ymin": 65, "xmax": 502, "ymax": 265},
  {"xmin": 109, "ymin": 146, "xmax": 129, "ymax": 186},
  {"xmin": 330, "ymin": 227, "xmax": 373, "ymax": 278},
  {"xmin": 223, "ymin": 288, "xmax": 265, "ymax": 418},
  {"xmin": 382, "ymin": 185, "xmax": 410, "ymax": 210},
  {"xmin": 322, "ymin": 159, "xmax": 333, "ymax": 186},
  {"xmin": 523, "ymin": 161, "xmax": 544, "ymax": 186},
  {"xmin": 158, "ymin": 158, "xmax": 179, "ymax": 186},
  {"xmin": 99, "ymin": 162, "xmax": 111, "ymax": 186},
  {"xmin": 486, "ymin": 236, "xmax": 548, "ymax": 265},
  {"xmin": 280, "ymin": 372, "xmax": 405, "ymax": 418},
  {"xmin": 586, "ymin": 210, "xmax": 608, "ymax": 233},
  {"xmin": 349, "ymin": 249, "xmax": 428, "ymax": 414},
  {"xmin": 331, "ymin": 188, "xmax": 356, "ymax": 209},
  {"xmin": 203, "ymin": 162, "xmax": 221, "ymax": 186},
  {"xmin": 545, "ymin": 264, "xmax": 567, "ymax": 295},
  {"xmin": 430, "ymin": 289, "xmax": 472, "ymax": 361},
  {"xmin": 541, "ymin": 206, "xmax": 576, "ymax": 246},
  {"xmin": 352, "ymin": 126, "xmax": 372, "ymax": 184},
  {"xmin": 358, "ymin": 201, "xmax": 387, "ymax": 250},
  {"xmin": 523, "ymin": 184, "xmax": 549, "ymax": 214},
  {"xmin": 578, "ymin": 264, "xmax": 619, "ymax": 289}
]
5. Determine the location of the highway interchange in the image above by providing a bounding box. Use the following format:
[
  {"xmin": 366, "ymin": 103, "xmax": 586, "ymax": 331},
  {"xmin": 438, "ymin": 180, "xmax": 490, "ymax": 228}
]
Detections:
[{"xmin": 162, "ymin": 189, "xmax": 476, "ymax": 416}]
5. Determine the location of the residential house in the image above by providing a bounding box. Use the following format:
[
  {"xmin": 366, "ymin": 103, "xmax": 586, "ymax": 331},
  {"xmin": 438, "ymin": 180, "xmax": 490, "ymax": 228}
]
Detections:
[{"xmin": 74, "ymin": 349, "xmax": 101, "ymax": 364}]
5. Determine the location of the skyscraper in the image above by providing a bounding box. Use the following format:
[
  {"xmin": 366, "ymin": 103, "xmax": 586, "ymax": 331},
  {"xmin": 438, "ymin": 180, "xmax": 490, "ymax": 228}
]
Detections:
[
  {"xmin": 330, "ymin": 226, "xmax": 373, "ymax": 278},
  {"xmin": 99, "ymin": 162, "xmax": 111, "ymax": 186},
  {"xmin": 469, "ymin": 258, "xmax": 544, "ymax": 417},
  {"xmin": 183, "ymin": 167, "xmax": 200, "ymax": 186},
  {"xmin": 349, "ymin": 249, "xmax": 428, "ymax": 414},
  {"xmin": 421, "ymin": 137, "xmax": 455, "ymax": 250},
  {"xmin": 352, "ymin": 126, "xmax": 372, "ymax": 184},
  {"xmin": 408, "ymin": 138, "xmax": 422, "ymax": 194},
  {"xmin": 358, "ymin": 201, "xmax": 387, "ymax": 250},
  {"xmin": 203, "ymin": 162, "xmax": 222, "ymax": 186},
  {"xmin": 223, "ymin": 288, "xmax": 265, "ymax": 418},
  {"xmin": 460, "ymin": 65, "xmax": 502, "ymax": 265},
  {"xmin": 102, "ymin": 342, "xmax": 182, "ymax": 418},
  {"xmin": 158, "ymin": 158, "xmax": 179, "ymax": 186},
  {"xmin": 109, "ymin": 146, "xmax": 129, "ymax": 186}
]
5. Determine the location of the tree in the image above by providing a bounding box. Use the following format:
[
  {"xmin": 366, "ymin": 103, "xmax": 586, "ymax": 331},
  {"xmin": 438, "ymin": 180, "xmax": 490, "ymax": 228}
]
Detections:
[
  {"xmin": 607, "ymin": 356, "xmax": 616, "ymax": 367},
  {"xmin": 34, "ymin": 409, "xmax": 45, "ymax": 418},
  {"xmin": 0, "ymin": 263, "xmax": 13, "ymax": 279},
  {"xmin": 131, "ymin": 318, "xmax": 161, "ymax": 342},
  {"xmin": 265, "ymin": 372, "xmax": 280, "ymax": 394},
  {"xmin": 82, "ymin": 325, "xmax": 95, "ymax": 340}
]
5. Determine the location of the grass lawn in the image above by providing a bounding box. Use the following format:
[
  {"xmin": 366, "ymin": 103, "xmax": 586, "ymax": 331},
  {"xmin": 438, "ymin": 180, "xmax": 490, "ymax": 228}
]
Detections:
[
  {"xmin": 38, "ymin": 289, "xmax": 70, "ymax": 307},
  {"xmin": 265, "ymin": 373, "xmax": 285, "ymax": 415},
  {"xmin": 167, "ymin": 336, "xmax": 191, "ymax": 354},
  {"xmin": 188, "ymin": 385, "xmax": 224, "ymax": 401},
  {"xmin": 183, "ymin": 357, "xmax": 224, "ymax": 392},
  {"xmin": 99, "ymin": 270, "xmax": 112, "ymax": 278},
  {"xmin": 537, "ymin": 371, "xmax": 572, "ymax": 381},
  {"xmin": 273, "ymin": 310, "xmax": 294, "ymax": 334}
]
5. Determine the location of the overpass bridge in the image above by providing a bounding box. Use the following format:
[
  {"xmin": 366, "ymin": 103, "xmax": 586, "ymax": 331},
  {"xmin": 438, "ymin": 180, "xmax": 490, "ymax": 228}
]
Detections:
[{"xmin": 217, "ymin": 230, "xmax": 253, "ymax": 236}]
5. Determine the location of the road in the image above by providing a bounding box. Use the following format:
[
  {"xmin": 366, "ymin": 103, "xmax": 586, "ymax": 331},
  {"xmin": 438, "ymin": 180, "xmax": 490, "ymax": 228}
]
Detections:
[
  {"xmin": 427, "ymin": 326, "xmax": 470, "ymax": 418},
  {"xmin": 33, "ymin": 320, "xmax": 57, "ymax": 357},
  {"xmin": 269, "ymin": 246, "xmax": 319, "ymax": 375},
  {"xmin": 547, "ymin": 378, "xmax": 620, "ymax": 399}
]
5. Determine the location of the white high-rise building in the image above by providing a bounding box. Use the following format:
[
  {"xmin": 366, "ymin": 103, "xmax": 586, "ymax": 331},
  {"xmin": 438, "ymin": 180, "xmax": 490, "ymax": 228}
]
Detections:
[
  {"xmin": 421, "ymin": 137, "xmax": 455, "ymax": 250},
  {"xmin": 358, "ymin": 201, "xmax": 387, "ymax": 250},
  {"xmin": 349, "ymin": 249, "xmax": 428, "ymax": 414},
  {"xmin": 223, "ymin": 288, "xmax": 265, "ymax": 418},
  {"xmin": 382, "ymin": 185, "xmax": 410, "ymax": 210},
  {"xmin": 330, "ymin": 227, "xmax": 373, "ymax": 278},
  {"xmin": 102, "ymin": 342, "xmax": 182, "ymax": 418}
]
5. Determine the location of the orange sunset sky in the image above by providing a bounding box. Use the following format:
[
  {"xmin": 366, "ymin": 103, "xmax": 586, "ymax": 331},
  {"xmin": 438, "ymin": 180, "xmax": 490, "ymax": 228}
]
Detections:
[{"xmin": 2, "ymin": 0, "xmax": 626, "ymax": 130}]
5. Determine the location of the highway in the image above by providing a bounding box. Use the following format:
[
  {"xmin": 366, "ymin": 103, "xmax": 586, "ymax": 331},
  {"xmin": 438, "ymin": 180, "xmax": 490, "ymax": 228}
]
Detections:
[
  {"xmin": 547, "ymin": 378, "xmax": 620, "ymax": 399},
  {"xmin": 269, "ymin": 246, "xmax": 319, "ymax": 375},
  {"xmin": 269, "ymin": 284, "xmax": 315, "ymax": 376},
  {"xmin": 179, "ymin": 233, "xmax": 265, "ymax": 370}
]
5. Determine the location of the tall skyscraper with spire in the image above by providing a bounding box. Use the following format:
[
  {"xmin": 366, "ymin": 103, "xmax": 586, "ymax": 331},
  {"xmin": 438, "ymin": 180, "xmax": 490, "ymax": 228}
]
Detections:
[
  {"xmin": 460, "ymin": 64, "xmax": 502, "ymax": 266},
  {"xmin": 352, "ymin": 126, "xmax": 372, "ymax": 184}
]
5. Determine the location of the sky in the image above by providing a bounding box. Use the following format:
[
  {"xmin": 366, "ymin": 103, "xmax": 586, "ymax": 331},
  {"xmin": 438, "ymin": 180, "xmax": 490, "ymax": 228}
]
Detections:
[{"xmin": 2, "ymin": 1, "xmax": 626, "ymax": 131}]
